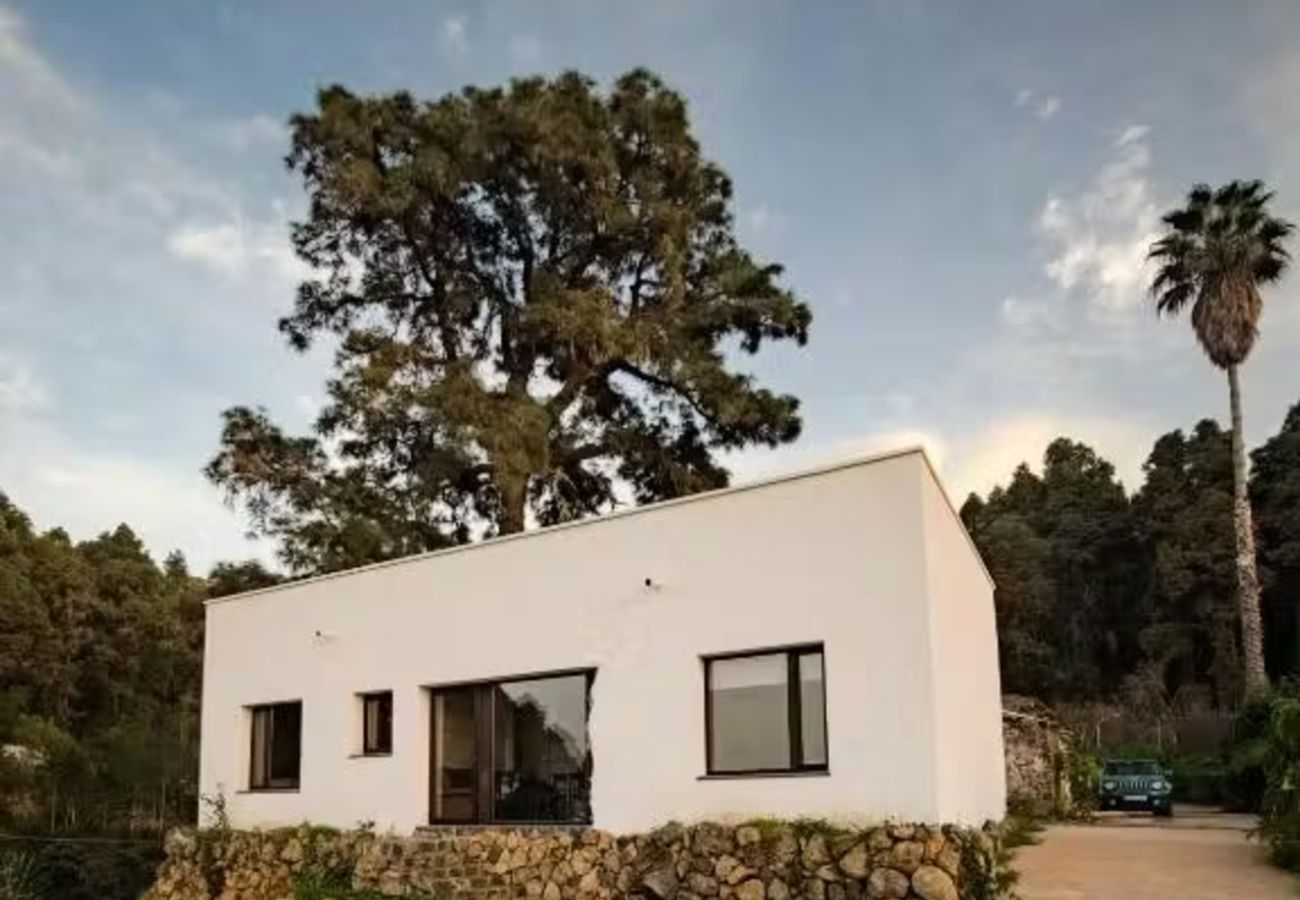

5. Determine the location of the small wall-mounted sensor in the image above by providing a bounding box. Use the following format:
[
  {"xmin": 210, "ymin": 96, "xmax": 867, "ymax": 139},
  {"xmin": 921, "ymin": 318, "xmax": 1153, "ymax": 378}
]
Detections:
[
  {"xmin": 313, "ymin": 629, "xmax": 337, "ymax": 642},
  {"xmin": 643, "ymin": 577, "xmax": 663, "ymax": 592}
]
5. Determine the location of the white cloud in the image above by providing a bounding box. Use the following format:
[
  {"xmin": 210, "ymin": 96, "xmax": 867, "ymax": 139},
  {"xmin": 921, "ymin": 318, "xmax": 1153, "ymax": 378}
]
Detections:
[
  {"xmin": 1038, "ymin": 125, "xmax": 1160, "ymax": 311},
  {"xmin": 167, "ymin": 219, "xmax": 306, "ymax": 282},
  {"xmin": 441, "ymin": 16, "xmax": 469, "ymax": 54},
  {"xmin": 0, "ymin": 354, "xmax": 46, "ymax": 413},
  {"xmin": 0, "ymin": 5, "xmax": 77, "ymax": 108},
  {"xmin": 215, "ymin": 113, "xmax": 286, "ymax": 153},
  {"xmin": 1014, "ymin": 88, "xmax": 1061, "ymax": 121},
  {"xmin": 0, "ymin": 421, "xmax": 273, "ymax": 571}
]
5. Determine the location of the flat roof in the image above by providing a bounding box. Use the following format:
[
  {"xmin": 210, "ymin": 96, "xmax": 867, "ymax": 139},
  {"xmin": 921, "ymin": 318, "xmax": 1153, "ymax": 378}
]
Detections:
[{"xmin": 207, "ymin": 444, "xmax": 990, "ymax": 606}]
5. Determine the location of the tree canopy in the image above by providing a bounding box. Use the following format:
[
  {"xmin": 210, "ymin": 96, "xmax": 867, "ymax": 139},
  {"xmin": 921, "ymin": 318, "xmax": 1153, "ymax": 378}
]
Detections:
[
  {"xmin": 964, "ymin": 411, "xmax": 1300, "ymax": 710},
  {"xmin": 0, "ymin": 494, "xmax": 269, "ymax": 835},
  {"xmin": 207, "ymin": 69, "xmax": 811, "ymax": 574}
]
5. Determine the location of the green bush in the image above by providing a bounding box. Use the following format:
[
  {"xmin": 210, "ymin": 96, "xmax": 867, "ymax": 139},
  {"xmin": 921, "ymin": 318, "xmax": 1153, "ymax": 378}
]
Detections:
[
  {"xmin": 2, "ymin": 840, "xmax": 163, "ymax": 900},
  {"xmin": 1067, "ymin": 752, "xmax": 1102, "ymax": 816},
  {"xmin": 1168, "ymin": 754, "xmax": 1229, "ymax": 805},
  {"xmin": 0, "ymin": 849, "xmax": 39, "ymax": 900},
  {"xmin": 1258, "ymin": 697, "xmax": 1300, "ymax": 870}
]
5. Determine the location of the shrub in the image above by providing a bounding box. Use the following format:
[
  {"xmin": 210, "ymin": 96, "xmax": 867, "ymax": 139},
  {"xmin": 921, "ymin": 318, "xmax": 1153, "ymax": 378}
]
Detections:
[
  {"xmin": 0, "ymin": 849, "xmax": 39, "ymax": 900},
  {"xmin": 21, "ymin": 840, "xmax": 162, "ymax": 900},
  {"xmin": 1257, "ymin": 697, "xmax": 1300, "ymax": 870}
]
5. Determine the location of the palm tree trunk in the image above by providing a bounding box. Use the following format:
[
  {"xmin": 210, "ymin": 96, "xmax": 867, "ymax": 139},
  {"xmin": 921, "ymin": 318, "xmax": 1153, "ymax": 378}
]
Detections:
[{"xmin": 1228, "ymin": 363, "xmax": 1270, "ymax": 698}]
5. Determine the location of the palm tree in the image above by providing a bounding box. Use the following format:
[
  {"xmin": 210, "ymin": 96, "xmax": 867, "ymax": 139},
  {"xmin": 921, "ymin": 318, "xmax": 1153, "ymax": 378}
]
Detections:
[{"xmin": 1149, "ymin": 180, "xmax": 1294, "ymax": 699}]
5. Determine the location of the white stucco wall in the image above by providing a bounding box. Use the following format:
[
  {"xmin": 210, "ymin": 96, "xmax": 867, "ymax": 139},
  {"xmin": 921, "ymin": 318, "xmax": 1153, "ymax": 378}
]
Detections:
[
  {"xmin": 919, "ymin": 461, "xmax": 1007, "ymax": 823},
  {"xmin": 199, "ymin": 448, "xmax": 1002, "ymax": 833}
]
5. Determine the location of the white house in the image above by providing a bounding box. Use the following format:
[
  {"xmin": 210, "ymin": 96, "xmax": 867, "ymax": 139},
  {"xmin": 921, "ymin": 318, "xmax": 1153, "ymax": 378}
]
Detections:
[{"xmin": 199, "ymin": 447, "xmax": 1005, "ymax": 834}]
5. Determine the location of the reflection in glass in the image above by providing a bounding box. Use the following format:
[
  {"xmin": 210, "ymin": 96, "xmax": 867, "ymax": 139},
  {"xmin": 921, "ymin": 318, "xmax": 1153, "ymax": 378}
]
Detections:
[
  {"xmin": 493, "ymin": 674, "xmax": 591, "ymax": 823},
  {"xmin": 708, "ymin": 653, "xmax": 790, "ymax": 771},
  {"xmin": 799, "ymin": 652, "xmax": 827, "ymax": 765}
]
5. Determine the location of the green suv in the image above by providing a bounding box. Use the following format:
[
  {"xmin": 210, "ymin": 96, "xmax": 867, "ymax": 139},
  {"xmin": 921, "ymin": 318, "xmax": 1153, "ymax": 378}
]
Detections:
[{"xmin": 1099, "ymin": 759, "xmax": 1173, "ymax": 816}]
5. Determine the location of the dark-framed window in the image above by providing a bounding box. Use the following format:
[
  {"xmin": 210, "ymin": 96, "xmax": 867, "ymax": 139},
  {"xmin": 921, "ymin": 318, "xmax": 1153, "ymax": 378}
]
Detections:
[
  {"xmin": 361, "ymin": 691, "xmax": 393, "ymax": 756},
  {"xmin": 704, "ymin": 644, "xmax": 827, "ymax": 775},
  {"xmin": 429, "ymin": 669, "xmax": 593, "ymax": 825},
  {"xmin": 249, "ymin": 701, "xmax": 302, "ymax": 790}
]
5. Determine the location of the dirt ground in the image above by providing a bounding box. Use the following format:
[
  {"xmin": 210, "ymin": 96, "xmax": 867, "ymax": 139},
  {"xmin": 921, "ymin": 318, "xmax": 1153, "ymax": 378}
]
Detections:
[{"xmin": 1014, "ymin": 807, "xmax": 1297, "ymax": 900}]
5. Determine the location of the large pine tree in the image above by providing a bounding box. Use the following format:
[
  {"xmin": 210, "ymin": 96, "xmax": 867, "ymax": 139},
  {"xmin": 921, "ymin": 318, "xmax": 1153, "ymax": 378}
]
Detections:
[{"xmin": 207, "ymin": 70, "xmax": 811, "ymax": 574}]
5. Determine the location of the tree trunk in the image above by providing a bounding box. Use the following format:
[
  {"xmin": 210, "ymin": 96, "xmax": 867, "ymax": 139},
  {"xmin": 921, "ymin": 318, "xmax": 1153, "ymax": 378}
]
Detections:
[
  {"xmin": 1228, "ymin": 363, "xmax": 1270, "ymax": 698},
  {"xmin": 498, "ymin": 475, "xmax": 527, "ymax": 535}
]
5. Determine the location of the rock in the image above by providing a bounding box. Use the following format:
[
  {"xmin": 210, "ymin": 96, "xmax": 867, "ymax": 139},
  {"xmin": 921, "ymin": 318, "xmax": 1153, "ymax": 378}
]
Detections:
[
  {"xmin": 910, "ymin": 865, "xmax": 957, "ymax": 900},
  {"xmin": 767, "ymin": 878, "xmax": 790, "ymax": 900},
  {"xmin": 654, "ymin": 823, "xmax": 687, "ymax": 848},
  {"xmin": 689, "ymin": 872, "xmax": 720, "ymax": 896},
  {"xmin": 543, "ymin": 881, "xmax": 562, "ymax": 900},
  {"xmin": 885, "ymin": 824, "xmax": 914, "ymax": 841},
  {"xmin": 837, "ymin": 843, "xmax": 869, "ymax": 879},
  {"xmin": 815, "ymin": 865, "xmax": 839, "ymax": 882},
  {"xmin": 887, "ymin": 841, "xmax": 924, "ymax": 875},
  {"xmin": 694, "ymin": 823, "xmax": 736, "ymax": 857},
  {"xmin": 771, "ymin": 831, "xmax": 800, "ymax": 868},
  {"xmin": 866, "ymin": 829, "xmax": 892, "ymax": 853},
  {"xmin": 727, "ymin": 865, "xmax": 756, "ymax": 886},
  {"xmin": 164, "ymin": 829, "xmax": 197, "ymax": 858},
  {"xmin": 801, "ymin": 834, "xmax": 830, "ymax": 868},
  {"xmin": 736, "ymin": 826, "xmax": 762, "ymax": 847},
  {"xmin": 644, "ymin": 865, "xmax": 680, "ymax": 899},
  {"xmin": 922, "ymin": 831, "xmax": 945, "ymax": 863},
  {"xmin": 865, "ymin": 868, "xmax": 909, "ymax": 899},
  {"xmin": 935, "ymin": 845, "xmax": 961, "ymax": 879},
  {"xmin": 735, "ymin": 878, "xmax": 766, "ymax": 900},
  {"xmin": 826, "ymin": 884, "xmax": 846, "ymax": 900},
  {"xmin": 281, "ymin": 839, "xmax": 303, "ymax": 863},
  {"xmin": 716, "ymin": 855, "xmax": 742, "ymax": 881},
  {"xmin": 803, "ymin": 876, "xmax": 827, "ymax": 900}
]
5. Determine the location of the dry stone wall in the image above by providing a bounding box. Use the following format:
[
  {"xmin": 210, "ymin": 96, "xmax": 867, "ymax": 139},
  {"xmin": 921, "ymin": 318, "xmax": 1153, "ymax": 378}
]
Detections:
[
  {"xmin": 145, "ymin": 820, "xmax": 1007, "ymax": 900},
  {"xmin": 1002, "ymin": 695, "xmax": 1074, "ymax": 817}
]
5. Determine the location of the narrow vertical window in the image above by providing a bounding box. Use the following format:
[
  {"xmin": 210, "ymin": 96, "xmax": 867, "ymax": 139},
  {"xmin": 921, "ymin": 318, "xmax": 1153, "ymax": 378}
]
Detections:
[
  {"xmin": 249, "ymin": 701, "xmax": 302, "ymax": 790},
  {"xmin": 361, "ymin": 691, "xmax": 393, "ymax": 755},
  {"xmin": 704, "ymin": 645, "xmax": 827, "ymax": 775}
]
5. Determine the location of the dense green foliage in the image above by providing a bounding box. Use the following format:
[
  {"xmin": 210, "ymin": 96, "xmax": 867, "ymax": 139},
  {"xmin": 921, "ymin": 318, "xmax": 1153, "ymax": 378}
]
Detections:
[
  {"xmin": 964, "ymin": 404, "xmax": 1300, "ymax": 711},
  {"xmin": 207, "ymin": 69, "xmax": 811, "ymax": 574},
  {"xmin": 0, "ymin": 840, "xmax": 162, "ymax": 900},
  {"xmin": 1256, "ymin": 694, "xmax": 1300, "ymax": 868},
  {"xmin": 0, "ymin": 492, "xmax": 276, "ymax": 837}
]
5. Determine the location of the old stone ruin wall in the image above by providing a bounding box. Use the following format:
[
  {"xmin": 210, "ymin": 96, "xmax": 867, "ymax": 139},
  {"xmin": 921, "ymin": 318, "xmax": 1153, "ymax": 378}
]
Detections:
[
  {"xmin": 1002, "ymin": 695, "xmax": 1074, "ymax": 817},
  {"xmin": 145, "ymin": 820, "xmax": 1008, "ymax": 900}
]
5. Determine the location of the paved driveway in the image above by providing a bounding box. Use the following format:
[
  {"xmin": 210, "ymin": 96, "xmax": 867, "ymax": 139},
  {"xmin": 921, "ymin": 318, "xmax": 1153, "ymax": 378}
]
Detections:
[{"xmin": 1015, "ymin": 808, "xmax": 1296, "ymax": 900}]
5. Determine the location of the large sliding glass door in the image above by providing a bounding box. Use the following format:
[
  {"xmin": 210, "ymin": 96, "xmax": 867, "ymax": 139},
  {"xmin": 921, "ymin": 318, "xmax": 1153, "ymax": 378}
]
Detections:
[{"xmin": 430, "ymin": 670, "xmax": 592, "ymax": 825}]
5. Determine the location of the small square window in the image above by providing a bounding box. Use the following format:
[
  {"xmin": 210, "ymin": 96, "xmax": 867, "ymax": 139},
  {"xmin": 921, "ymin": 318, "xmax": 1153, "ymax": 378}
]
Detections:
[
  {"xmin": 361, "ymin": 691, "xmax": 393, "ymax": 755},
  {"xmin": 704, "ymin": 645, "xmax": 827, "ymax": 775},
  {"xmin": 249, "ymin": 701, "xmax": 302, "ymax": 790}
]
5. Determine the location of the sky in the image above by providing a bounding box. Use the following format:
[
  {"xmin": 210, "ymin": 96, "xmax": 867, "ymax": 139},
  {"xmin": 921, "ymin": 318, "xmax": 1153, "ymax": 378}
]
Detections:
[{"xmin": 2, "ymin": 0, "xmax": 1299, "ymax": 572}]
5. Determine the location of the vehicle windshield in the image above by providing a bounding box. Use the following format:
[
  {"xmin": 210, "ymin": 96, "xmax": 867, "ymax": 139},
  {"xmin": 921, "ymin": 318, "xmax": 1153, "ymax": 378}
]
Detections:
[{"xmin": 1104, "ymin": 760, "xmax": 1162, "ymax": 776}]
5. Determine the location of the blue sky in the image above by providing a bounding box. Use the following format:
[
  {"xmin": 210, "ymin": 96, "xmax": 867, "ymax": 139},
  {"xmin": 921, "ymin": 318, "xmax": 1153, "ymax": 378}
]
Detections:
[{"xmin": 2, "ymin": 0, "xmax": 1299, "ymax": 571}]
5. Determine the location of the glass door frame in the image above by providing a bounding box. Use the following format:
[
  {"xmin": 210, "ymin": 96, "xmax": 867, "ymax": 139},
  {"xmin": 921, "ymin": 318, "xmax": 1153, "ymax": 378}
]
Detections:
[{"xmin": 427, "ymin": 667, "xmax": 595, "ymax": 826}]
